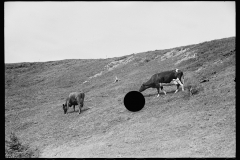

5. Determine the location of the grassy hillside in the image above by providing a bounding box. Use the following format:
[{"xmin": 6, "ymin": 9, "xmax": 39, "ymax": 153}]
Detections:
[{"xmin": 5, "ymin": 37, "xmax": 235, "ymax": 157}]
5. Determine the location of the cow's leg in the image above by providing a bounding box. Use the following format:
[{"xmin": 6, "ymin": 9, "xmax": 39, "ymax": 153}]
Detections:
[
  {"xmin": 174, "ymin": 84, "xmax": 180, "ymax": 93},
  {"xmin": 156, "ymin": 87, "xmax": 160, "ymax": 97},
  {"xmin": 175, "ymin": 77, "xmax": 184, "ymax": 91},
  {"xmin": 78, "ymin": 102, "xmax": 84, "ymax": 114},
  {"xmin": 159, "ymin": 83, "xmax": 167, "ymax": 95},
  {"xmin": 73, "ymin": 105, "xmax": 75, "ymax": 112},
  {"xmin": 172, "ymin": 78, "xmax": 179, "ymax": 93},
  {"xmin": 174, "ymin": 78, "xmax": 184, "ymax": 92},
  {"xmin": 161, "ymin": 87, "xmax": 167, "ymax": 95},
  {"xmin": 178, "ymin": 80, "xmax": 184, "ymax": 91},
  {"xmin": 78, "ymin": 104, "xmax": 81, "ymax": 114},
  {"xmin": 181, "ymin": 83, "xmax": 184, "ymax": 91},
  {"xmin": 66, "ymin": 104, "xmax": 69, "ymax": 114}
]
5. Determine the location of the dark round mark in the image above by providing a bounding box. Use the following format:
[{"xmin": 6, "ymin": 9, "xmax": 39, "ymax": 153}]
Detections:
[{"xmin": 124, "ymin": 91, "xmax": 145, "ymax": 112}]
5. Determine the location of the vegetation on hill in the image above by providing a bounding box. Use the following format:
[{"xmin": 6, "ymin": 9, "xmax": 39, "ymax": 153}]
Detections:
[
  {"xmin": 5, "ymin": 37, "xmax": 235, "ymax": 157},
  {"xmin": 5, "ymin": 132, "xmax": 39, "ymax": 158}
]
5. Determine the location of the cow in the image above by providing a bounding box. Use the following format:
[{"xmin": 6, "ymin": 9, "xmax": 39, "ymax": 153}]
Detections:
[
  {"xmin": 139, "ymin": 69, "xmax": 184, "ymax": 97},
  {"xmin": 63, "ymin": 92, "xmax": 85, "ymax": 114}
]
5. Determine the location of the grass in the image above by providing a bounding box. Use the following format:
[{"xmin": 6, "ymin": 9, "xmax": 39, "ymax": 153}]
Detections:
[
  {"xmin": 5, "ymin": 132, "xmax": 39, "ymax": 158},
  {"xmin": 5, "ymin": 36, "xmax": 235, "ymax": 157}
]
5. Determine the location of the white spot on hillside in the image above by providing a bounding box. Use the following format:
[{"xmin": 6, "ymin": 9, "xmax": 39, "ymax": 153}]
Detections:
[
  {"xmin": 86, "ymin": 55, "xmax": 135, "ymax": 81},
  {"xmin": 175, "ymin": 51, "xmax": 197, "ymax": 65},
  {"xmin": 195, "ymin": 67, "xmax": 203, "ymax": 72},
  {"xmin": 161, "ymin": 48, "xmax": 189, "ymax": 61},
  {"xmin": 89, "ymin": 71, "xmax": 103, "ymax": 79},
  {"xmin": 83, "ymin": 81, "xmax": 89, "ymax": 84},
  {"xmin": 104, "ymin": 55, "xmax": 134, "ymax": 71},
  {"xmin": 213, "ymin": 59, "xmax": 223, "ymax": 65}
]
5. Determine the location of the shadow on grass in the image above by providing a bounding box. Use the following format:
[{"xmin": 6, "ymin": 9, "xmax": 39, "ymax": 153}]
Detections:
[
  {"xmin": 143, "ymin": 90, "xmax": 183, "ymax": 97},
  {"xmin": 67, "ymin": 107, "xmax": 91, "ymax": 114}
]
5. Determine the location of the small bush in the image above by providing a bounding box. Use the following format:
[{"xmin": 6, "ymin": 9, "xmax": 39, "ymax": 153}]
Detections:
[
  {"xmin": 185, "ymin": 83, "xmax": 204, "ymax": 96},
  {"xmin": 183, "ymin": 73, "xmax": 204, "ymax": 97},
  {"xmin": 144, "ymin": 59, "xmax": 150, "ymax": 63},
  {"xmin": 5, "ymin": 132, "xmax": 38, "ymax": 158}
]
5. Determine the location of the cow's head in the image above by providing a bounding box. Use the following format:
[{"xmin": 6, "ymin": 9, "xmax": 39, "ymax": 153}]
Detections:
[
  {"xmin": 139, "ymin": 84, "xmax": 148, "ymax": 92},
  {"xmin": 62, "ymin": 104, "xmax": 67, "ymax": 114}
]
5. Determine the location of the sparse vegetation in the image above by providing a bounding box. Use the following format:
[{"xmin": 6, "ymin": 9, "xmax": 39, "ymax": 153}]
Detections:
[
  {"xmin": 5, "ymin": 37, "xmax": 235, "ymax": 157},
  {"xmin": 5, "ymin": 132, "xmax": 38, "ymax": 158},
  {"xmin": 183, "ymin": 73, "xmax": 203, "ymax": 97}
]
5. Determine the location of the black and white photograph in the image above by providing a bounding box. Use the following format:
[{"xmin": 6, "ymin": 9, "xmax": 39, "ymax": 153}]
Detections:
[{"xmin": 5, "ymin": 1, "xmax": 235, "ymax": 158}]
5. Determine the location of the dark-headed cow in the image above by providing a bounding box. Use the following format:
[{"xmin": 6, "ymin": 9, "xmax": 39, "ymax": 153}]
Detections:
[
  {"xmin": 139, "ymin": 69, "xmax": 184, "ymax": 97},
  {"xmin": 63, "ymin": 92, "xmax": 85, "ymax": 114}
]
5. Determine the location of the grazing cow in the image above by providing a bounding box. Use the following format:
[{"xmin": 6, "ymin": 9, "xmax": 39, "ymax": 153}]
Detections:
[
  {"xmin": 63, "ymin": 92, "xmax": 85, "ymax": 114},
  {"xmin": 139, "ymin": 69, "xmax": 184, "ymax": 97}
]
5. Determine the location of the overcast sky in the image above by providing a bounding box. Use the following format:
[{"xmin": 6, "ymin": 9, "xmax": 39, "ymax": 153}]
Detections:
[{"xmin": 5, "ymin": 1, "xmax": 235, "ymax": 63}]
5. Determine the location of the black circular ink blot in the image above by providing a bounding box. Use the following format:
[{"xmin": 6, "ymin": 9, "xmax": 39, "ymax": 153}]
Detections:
[{"xmin": 124, "ymin": 91, "xmax": 145, "ymax": 112}]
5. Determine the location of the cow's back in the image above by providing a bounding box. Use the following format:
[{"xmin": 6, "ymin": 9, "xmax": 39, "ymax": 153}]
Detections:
[
  {"xmin": 68, "ymin": 92, "xmax": 84, "ymax": 104},
  {"xmin": 154, "ymin": 71, "xmax": 174, "ymax": 81},
  {"xmin": 153, "ymin": 70, "xmax": 183, "ymax": 83}
]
